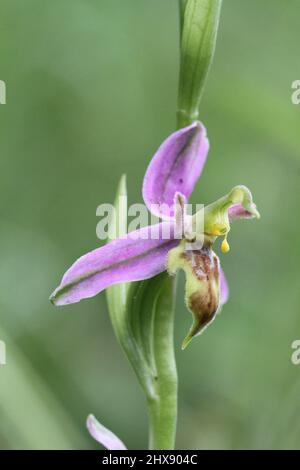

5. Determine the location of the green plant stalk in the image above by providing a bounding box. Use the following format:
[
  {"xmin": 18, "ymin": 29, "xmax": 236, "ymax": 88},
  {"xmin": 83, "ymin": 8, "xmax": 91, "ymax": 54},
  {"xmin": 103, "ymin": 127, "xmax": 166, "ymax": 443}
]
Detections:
[
  {"xmin": 146, "ymin": 275, "xmax": 177, "ymax": 450},
  {"xmin": 177, "ymin": 0, "xmax": 222, "ymax": 128}
]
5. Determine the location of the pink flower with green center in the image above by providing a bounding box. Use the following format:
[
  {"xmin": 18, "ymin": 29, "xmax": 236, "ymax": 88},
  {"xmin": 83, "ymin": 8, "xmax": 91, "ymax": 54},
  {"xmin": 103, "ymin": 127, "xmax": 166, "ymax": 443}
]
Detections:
[{"xmin": 50, "ymin": 122, "xmax": 259, "ymax": 348}]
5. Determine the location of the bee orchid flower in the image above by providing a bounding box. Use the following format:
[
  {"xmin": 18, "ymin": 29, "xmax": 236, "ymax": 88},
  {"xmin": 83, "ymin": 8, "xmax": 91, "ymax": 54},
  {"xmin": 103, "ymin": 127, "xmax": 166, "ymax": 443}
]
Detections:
[{"xmin": 50, "ymin": 122, "xmax": 259, "ymax": 348}]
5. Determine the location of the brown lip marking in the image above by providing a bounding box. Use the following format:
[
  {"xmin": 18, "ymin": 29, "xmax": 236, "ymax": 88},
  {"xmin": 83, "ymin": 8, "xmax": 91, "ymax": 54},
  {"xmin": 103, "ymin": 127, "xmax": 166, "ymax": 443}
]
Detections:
[{"xmin": 181, "ymin": 247, "xmax": 220, "ymax": 332}]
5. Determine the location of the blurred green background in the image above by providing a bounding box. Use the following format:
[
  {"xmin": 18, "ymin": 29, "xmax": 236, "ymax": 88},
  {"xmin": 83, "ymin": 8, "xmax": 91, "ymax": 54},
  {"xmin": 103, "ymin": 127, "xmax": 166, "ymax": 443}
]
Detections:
[{"xmin": 0, "ymin": 0, "xmax": 300, "ymax": 450}]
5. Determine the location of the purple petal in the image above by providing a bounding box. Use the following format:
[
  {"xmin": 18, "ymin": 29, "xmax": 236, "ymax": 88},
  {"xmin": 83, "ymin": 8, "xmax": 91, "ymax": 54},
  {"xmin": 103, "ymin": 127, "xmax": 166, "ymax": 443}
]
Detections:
[
  {"xmin": 228, "ymin": 203, "xmax": 257, "ymax": 220},
  {"xmin": 50, "ymin": 222, "xmax": 177, "ymax": 306},
  {"xmin": 143, "ymin": 121, "xmax": 209, "ymax": 219},
  {"xmin": 87, "ymin": 414, "xmax": 127, "ymax": 450},
  {"xmin": 220, "ymin": 267, "xmax": 229, "ymax": 305}
]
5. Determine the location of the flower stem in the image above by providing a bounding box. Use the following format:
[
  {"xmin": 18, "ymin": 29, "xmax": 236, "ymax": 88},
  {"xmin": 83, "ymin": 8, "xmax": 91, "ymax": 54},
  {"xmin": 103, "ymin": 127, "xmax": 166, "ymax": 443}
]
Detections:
[
  {"xmin": 177, "ymin": 0, "xmax": 222, "ymax": 128},
  {"xmin": 147, "ymin": 275, "xmax": 177, "ymax": 450}
]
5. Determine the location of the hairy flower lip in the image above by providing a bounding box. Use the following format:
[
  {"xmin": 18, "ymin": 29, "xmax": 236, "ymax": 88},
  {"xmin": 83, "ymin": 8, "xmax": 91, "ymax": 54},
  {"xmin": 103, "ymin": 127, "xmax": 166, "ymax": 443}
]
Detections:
[{"xmin": 168, "ymin": 243, "xmax": 221, "ymax": 349}]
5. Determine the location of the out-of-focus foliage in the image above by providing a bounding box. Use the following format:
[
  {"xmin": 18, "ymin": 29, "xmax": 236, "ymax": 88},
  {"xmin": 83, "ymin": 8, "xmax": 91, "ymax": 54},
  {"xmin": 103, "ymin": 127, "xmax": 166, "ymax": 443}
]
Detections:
[{"xmin": 0, "ymin": 0, "xmax": 299, "ymax": 449}]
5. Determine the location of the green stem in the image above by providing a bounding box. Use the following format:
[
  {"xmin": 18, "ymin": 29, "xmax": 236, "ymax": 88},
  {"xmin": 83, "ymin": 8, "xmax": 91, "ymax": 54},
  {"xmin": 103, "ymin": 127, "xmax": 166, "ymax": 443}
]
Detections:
[
  {"xmin": 177, "ymin": 0, "xmax": 222, "ymax": 128},
  {"xmin": 147, "ymin": 275, "xmax": 177, "ymax": 450}
]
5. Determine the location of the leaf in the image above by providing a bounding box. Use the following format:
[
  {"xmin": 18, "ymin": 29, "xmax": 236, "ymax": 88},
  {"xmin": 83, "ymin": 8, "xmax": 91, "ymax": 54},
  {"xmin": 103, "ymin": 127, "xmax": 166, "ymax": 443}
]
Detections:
[
  {"xmin": 106, "ymin": 175, "xmax": 131, "ymax": 318},
  {"xmin": 105, "ymin": 175, "xmax": 160, "ymax": 397}
]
